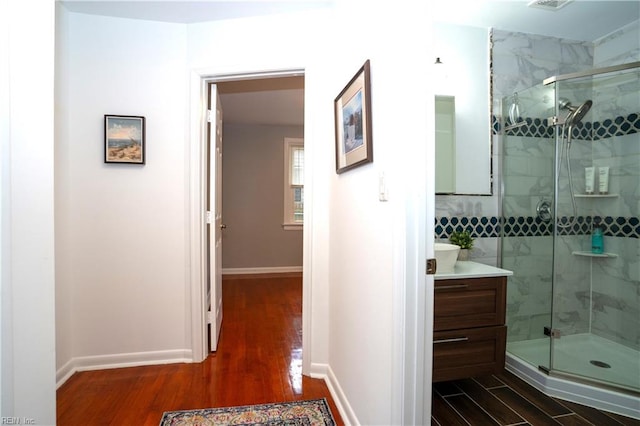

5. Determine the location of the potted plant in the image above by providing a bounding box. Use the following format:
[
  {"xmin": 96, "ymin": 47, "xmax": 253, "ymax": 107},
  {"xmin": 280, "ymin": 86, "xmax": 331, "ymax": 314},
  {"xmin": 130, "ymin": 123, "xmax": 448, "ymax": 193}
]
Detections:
[{"xmin": 449, "ymin": 230, "xmax": 474, "ymax": 261}]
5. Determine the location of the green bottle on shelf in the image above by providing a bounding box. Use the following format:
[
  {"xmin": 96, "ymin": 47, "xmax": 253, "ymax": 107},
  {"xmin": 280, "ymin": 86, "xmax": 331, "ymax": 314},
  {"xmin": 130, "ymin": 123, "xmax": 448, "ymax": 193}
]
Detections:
[{"xmin": 591, "ymin": 223, "xmax": 604, "ymax": 254}]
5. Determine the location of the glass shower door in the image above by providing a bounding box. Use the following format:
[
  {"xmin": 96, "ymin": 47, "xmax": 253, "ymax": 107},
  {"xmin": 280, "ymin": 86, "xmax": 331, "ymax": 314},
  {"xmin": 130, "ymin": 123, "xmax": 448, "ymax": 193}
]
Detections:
[
  {"xmin": 548, "ymin": 66, "xmax": 640, "ymax": 393},
  {"xmin": 501, "ymin": 83, "xmax": 556, "ymax": 372}
]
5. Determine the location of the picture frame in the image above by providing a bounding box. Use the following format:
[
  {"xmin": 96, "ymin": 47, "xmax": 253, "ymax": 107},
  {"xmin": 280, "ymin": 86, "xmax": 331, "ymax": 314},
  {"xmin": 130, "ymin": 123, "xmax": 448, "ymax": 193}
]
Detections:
[
  {"xmin": 104, "ymin": 115, "xmax": 145, "ymax": 164},
  {"xmin": 334, "ymin": 59, "xmax": 373, "ymax": 174}
]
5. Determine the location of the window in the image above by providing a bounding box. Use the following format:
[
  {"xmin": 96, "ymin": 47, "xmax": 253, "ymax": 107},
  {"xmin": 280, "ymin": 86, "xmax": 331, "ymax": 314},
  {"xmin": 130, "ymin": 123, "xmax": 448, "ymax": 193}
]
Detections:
[{"xmin": 283, "ymin": 138, "xmax": 304, "ymax": 229}]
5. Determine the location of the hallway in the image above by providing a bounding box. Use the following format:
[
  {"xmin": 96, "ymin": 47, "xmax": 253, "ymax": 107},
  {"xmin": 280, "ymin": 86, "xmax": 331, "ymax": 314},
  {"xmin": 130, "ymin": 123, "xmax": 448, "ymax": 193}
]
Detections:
[{"xmin": 56, "ymin": 274, "xmax": 344, "ymax": 425}]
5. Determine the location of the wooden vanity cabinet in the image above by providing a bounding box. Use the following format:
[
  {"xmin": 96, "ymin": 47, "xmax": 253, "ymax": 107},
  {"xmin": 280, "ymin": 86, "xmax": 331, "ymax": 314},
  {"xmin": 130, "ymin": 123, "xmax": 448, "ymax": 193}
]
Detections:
[{"xmin": 433, "ymin": 276, "xmax": 507, "ymax": 382}]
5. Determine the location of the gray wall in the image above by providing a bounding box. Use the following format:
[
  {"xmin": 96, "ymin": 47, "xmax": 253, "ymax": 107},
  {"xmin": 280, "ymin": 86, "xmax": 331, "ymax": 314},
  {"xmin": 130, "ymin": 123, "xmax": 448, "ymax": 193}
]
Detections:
[{"xmin": 222, "ymin": 123, "xmax": 304, "ymax": 269}]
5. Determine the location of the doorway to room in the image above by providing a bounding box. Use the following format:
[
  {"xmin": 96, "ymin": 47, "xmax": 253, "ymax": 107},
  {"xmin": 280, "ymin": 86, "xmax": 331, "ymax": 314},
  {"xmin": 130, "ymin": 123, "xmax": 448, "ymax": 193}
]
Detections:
[{"xmin": 198, "ymin": 71, "xmax": 307, "ymax": 369}]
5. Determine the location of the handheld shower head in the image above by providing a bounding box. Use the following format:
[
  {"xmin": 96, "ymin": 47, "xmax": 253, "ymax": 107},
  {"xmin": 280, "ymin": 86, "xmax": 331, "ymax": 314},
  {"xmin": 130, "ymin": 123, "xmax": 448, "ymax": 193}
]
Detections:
[
  {"xmin": 566, "ymin": 100, "xmax": 593, "ymax": 127},
  {"xmin": 565, "ymin": 100, "xmax": 593, "ymax": 150},
  {"xmin": 559, "ymin": 98, "xmax": 593, "ymax": 127}
]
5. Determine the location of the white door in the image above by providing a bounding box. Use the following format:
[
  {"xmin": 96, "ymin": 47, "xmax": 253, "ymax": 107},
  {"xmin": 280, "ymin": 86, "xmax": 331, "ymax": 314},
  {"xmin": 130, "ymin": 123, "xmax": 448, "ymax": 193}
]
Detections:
[{"xmin": 208, "ymin": 83, "xmax": 224, "ymax": 351}]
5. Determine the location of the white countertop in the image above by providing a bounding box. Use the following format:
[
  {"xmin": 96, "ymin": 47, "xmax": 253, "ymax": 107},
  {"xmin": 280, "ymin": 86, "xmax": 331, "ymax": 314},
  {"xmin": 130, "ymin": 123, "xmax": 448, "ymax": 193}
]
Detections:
[{"xmin": 435, "ymin": 261, "xmax": 513, "ymax": 280}]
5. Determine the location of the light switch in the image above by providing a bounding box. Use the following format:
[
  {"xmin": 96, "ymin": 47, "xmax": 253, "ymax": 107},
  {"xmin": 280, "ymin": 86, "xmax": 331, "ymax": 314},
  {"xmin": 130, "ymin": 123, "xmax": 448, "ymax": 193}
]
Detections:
[{"xmin": 379, "ymin": 172, "xmax": 389, "ymax": 202}]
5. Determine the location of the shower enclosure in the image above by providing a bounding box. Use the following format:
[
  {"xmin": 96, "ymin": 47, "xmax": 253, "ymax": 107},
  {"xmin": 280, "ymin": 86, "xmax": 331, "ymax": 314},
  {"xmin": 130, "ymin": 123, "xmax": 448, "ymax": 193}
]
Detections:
[{"xmin": 500, "ymin": 61, "xmax": 640, "ymax": 414}]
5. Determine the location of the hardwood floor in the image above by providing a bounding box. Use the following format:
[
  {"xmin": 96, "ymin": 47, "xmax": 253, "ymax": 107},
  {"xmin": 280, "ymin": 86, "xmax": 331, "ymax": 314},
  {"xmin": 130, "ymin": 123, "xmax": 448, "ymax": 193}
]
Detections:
[
  {"xmin": 57, "ymin": 273, "xmax": 639, "ymax": 425},
  {"xmin": 57, "ymin": 274, "xmax": 344, "ymax": 426},
  {"xmin": 432, "ymin": 372, "xmax": 640, "ymax": 426}
]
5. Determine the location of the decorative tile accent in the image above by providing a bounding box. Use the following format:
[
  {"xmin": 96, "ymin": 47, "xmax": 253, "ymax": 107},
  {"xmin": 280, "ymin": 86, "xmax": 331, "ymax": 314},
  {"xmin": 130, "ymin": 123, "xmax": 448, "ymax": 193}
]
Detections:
[
  {"xmin": 600, "ymin": 215, "xmax": 640, "ymax": 238},
  {"xmin": 504, "ymin": 118, "xmax": 554, "ymax": 139},
  {"xmin": 435, "ymin": 216, "xmax": 501, "ymax": 239},
  {"xmin": 492, "ymin": 114, "xmax": 500, "ymax": 135},
  {"xmin": 592, "ymin": 113, "xmax": 640, "ymax": 139},
  {"xmin": 493, "ymin": 112, "xmax": 640, "ymax": 140},
  {"xmin": 435, "ymin": 215, "xmax": 639, "ymax": 239},
  {"xmin": 503, "ymin": 216, "xmax": 554, "ymax": 237}
]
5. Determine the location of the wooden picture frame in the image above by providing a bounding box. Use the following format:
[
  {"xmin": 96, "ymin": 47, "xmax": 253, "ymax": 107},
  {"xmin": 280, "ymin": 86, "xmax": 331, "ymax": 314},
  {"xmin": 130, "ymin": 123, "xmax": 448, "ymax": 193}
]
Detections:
[
  {"xmin": 104, "ymin": 115, "xmax": 145, "ymax": 164},
  {"xmin": 334, "ymin": 60, "xmax": 373, "ymax": 174}
]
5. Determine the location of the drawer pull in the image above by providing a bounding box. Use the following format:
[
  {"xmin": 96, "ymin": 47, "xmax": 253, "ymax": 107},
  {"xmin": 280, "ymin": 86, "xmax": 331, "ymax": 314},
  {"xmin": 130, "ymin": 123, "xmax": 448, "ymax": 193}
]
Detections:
[
  {"xmin": 435, "ymin": 284, "xmax": 469, "ymax": 290},
  {"xmin": 434, "ymin": 337, "xmax": 469, "ymax": 344}
]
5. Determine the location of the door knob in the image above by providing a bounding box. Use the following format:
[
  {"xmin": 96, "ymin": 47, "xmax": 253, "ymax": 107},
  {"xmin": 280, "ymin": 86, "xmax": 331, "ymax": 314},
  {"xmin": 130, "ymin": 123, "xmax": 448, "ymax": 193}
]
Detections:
[{"xmin": 220, "ymin": 224, "xmax": 227, "ymax": 230}]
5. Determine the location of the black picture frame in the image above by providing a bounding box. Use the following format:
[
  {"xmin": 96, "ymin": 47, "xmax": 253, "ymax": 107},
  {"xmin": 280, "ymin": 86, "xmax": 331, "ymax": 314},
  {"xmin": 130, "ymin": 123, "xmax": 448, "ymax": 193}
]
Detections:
[{"xmin": 104, "ymin": 115, "xmax": 145, "ymax": 164}]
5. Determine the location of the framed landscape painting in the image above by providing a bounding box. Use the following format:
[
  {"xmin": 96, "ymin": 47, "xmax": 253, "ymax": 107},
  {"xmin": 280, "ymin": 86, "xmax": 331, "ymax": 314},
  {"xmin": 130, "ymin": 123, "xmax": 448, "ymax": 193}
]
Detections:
[
  {"xmin": 104, "ymin": 115, "xmax": 145, "ymax": 164},
  {"xmin": 334, "ymin": 60, "xmax": 373, "ymax": 174}
]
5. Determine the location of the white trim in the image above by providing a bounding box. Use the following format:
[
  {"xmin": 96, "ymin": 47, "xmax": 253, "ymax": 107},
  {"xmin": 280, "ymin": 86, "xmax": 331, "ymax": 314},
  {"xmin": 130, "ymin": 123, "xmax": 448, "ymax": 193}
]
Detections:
[
  {"xmin": 187, "ymin": 67, "xmax": 311, "ymax": 371},
  {"xmin": 222, "ymin": 266, "xmax": 303, "ymax": 275},
  {"xmin": 282, "ymin": 224, "xmax": 303, "ymax": 231},
  {"xmin": 506, "ymin": 354, "xmax": 640, "ymax": 420},
  {"xmin": 56, "ymin": 350, "xmax": 193, "ymax": 389},
  {"xmin": 283, "ymin": 137, "xmax": 304, "ymax": 226},
  {"xmin": 188, "ymin": 69, "xmax": 209, "ymax": 363},
  {"xmin": 310, "ymin": 363, "xmax": 359, "ymax": 426}
]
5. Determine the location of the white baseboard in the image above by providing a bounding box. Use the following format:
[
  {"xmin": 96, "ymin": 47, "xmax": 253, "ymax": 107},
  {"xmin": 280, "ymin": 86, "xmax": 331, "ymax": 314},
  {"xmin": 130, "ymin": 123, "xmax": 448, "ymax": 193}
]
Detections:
[
  {"xmin": 56, "ymin": 349, "xmax": 193, "ymax": 389},
  {"xmin": 310, "ymin": 363, "xmax": 359, "ymax": 426},
  {"xmin": 57, "ymin": 354, "xmax": 361, "ymax": 423},
  {"xmin": 222, "ymin": 266, "xmax": 302, "ymax": 275},
  {"xmin": 506, "ymin": 354, "xmax": 640, "ymax": 420}
]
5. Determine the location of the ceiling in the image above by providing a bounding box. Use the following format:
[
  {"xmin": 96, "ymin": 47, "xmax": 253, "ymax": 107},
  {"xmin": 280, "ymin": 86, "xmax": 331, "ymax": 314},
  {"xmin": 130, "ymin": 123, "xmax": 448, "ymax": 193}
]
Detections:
[
  {"xmin": 60, "ymin": 0, "xmax": 334, "ymax": 24},
  {"xmin": 60, "ymin": 0, "xmax": 640, "ymax": 126},
  {"xmin": 432, "ymin": 0, "xmax": 640, "ymax": 42},
  {"xmin": 60, "ymin": 0, "xmax": 640, "ymax": 41},
  {"xmin": 216, "ymin": 77, "xmax": 304, "ymax": 126}
]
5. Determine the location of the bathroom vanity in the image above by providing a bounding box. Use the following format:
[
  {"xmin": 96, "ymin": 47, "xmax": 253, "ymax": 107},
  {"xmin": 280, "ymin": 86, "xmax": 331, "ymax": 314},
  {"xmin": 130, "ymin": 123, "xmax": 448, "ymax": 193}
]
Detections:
[{"xmin": 433, "ymin": 261, "xmax": 513, "ymax": 382}]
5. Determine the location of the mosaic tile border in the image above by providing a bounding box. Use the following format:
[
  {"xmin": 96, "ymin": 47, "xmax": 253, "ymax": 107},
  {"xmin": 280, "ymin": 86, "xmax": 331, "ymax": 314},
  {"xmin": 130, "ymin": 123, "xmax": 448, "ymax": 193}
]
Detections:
[
  {"xmin": 436, "ymin": 216, "xmax": 500, "ymax": 239},
  {"xmin": 435, "ymin": 215, "xmax": 640, "ymax": 239},
  {"xmin": 492, "ymin": 112, "xmax": 640, "ymax": 140}
]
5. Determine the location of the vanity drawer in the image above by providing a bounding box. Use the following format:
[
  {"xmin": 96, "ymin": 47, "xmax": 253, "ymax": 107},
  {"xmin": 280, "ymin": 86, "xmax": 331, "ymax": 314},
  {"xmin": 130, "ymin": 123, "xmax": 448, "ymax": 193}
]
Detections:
[
  {"xmin": 432, "ymin": 325, "xmax": 507, "ymax": 382},
  {"xmin": 434, "ymin": 276, "xmax": 506, "ymax": 331}
]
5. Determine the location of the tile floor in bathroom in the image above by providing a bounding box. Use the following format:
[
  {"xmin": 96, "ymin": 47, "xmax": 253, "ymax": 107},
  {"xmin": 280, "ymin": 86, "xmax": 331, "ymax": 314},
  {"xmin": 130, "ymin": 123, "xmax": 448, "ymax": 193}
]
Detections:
[{"xmin": 432, "ymin": 370, "xmax": 640, "ymax": 425}]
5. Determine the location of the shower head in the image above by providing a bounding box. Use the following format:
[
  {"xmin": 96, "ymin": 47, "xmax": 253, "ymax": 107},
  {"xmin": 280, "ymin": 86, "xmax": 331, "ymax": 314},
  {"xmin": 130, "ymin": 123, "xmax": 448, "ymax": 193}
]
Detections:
[
  {"xmin": 566, "ymin": 100, "xmax": 593, "ymax": 127},
  {"xmin": 558, "ymin": 97, "xmax": 574, "ymax": 111}
]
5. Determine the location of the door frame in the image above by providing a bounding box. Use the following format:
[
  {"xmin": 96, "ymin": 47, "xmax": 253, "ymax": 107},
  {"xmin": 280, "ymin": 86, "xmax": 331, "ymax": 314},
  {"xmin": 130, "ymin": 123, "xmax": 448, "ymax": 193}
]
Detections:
[
  {"xmin": 187, "ymin": 66, "xmax": 433, "ymax": 423},
  {"xmin": 187, "ymin": 67, "xmax": 309, "ymax": 365}
]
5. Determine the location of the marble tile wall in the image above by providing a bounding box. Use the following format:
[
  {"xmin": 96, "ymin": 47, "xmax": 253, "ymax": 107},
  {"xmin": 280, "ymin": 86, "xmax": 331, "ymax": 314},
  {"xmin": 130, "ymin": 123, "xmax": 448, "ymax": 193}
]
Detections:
[
  {"xmin": 495, "ymin": 29, "xmax": 592, "ymax": 343},
  {"xmin": 435, "ymin": 24, "xmax": 640, "ymax": 349}
]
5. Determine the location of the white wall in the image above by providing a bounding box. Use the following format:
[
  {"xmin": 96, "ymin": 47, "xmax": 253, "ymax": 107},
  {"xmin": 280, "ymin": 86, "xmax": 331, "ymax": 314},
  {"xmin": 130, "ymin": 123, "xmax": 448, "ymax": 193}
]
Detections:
[
  {"xmin": 325, "ymin": 2, "xmax": 433, "ymax": 423},
  {"xmin": 181, "ymin": 4, "xmax": 433, "ymax": 422},
  {"xmin": 1, "ymin": 0, "xmax": 56, "ymax": 422},
  {"xmin": 55, "ymin": 0, "xmax": 73, "ymax": 385},
  {"xmin": 56, "ymin": 3, "xmax": 434, "ymax": 424},
  {"xmin": 0, "ymin": 0, "xmax": 9, "ymax": 413},
  {"xmin": 186, "ymin": 4, "xmax": 335, "ymax": 389},
  {"xmin": 55, "ymin": 10, "xmax": 190, "ymax": 377}
]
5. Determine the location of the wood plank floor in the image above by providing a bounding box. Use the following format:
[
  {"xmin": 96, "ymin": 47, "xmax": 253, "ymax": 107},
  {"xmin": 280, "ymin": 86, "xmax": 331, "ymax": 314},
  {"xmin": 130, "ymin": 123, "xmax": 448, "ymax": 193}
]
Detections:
[
  {"xmin": 432, "ymin": 372, "xmax": 640, "ymax": 426},
  {"xmin": 57, "ymin": 273, "xmax": 639, "ymax": 425},
  {"xmin": 57, "ymin": 274, "xmax": 344, "ymax": 426}
]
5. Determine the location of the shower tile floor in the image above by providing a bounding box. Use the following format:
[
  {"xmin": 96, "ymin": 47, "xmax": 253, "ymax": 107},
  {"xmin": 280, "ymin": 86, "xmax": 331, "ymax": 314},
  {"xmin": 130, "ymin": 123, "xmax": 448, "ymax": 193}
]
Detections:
[{"xmin": 507, "ymin": 333, "xmax": 640, "ymax": 391}]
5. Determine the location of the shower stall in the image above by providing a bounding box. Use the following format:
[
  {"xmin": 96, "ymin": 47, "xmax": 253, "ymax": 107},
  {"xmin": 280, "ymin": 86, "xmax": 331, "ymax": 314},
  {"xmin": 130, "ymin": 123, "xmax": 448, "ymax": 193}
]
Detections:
[{"xmin": 500, "ymin": 61, "xmax": 640, "ymax": 418}]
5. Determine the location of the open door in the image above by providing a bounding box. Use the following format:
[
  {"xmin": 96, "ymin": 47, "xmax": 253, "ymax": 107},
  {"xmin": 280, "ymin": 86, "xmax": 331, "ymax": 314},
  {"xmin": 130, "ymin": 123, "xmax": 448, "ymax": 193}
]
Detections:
[{"xmin": 207, "ymin": 83, "xmax": 224, "ymax": 351}]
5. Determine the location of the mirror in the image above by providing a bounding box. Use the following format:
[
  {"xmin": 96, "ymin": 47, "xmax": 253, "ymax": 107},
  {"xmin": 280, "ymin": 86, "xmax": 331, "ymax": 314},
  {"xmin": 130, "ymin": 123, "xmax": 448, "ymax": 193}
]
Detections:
[
  {"xmin": 435, "ymin": 95, "xmax": 455, "ymax": 193},
  {"xmin": 434, "ymin": 22, "xmax": 492, "ymax": 195}
]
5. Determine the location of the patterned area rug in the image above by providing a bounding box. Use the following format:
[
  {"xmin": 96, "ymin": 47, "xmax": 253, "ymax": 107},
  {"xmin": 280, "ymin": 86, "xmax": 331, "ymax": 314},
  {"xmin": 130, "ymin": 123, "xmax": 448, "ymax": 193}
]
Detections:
[{"xmin": 159, "ymin": 398, "xmax": 336, "ymax": 426}]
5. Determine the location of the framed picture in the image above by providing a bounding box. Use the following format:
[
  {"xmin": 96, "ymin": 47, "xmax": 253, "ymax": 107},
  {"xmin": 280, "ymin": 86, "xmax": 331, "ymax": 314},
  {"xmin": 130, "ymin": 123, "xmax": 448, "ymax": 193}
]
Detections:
[
  {"xmin": 104, "ymin": 115, "xmax": 145, "ymax": 164},
  {"xmin": 334, "ymin": 59, "xmax": 373, "ymax": 174}
]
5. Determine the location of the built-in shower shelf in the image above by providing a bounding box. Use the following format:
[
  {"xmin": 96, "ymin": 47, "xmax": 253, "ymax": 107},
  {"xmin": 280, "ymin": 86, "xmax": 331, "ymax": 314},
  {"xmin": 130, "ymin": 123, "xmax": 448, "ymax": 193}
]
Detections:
[
  {"xmin": 572, "ymin": 251, "xmax": 618, "ymax": 258},
  {"xmin": 575, "ymin": 194, "xmax": 619, "ymax": 198}
]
